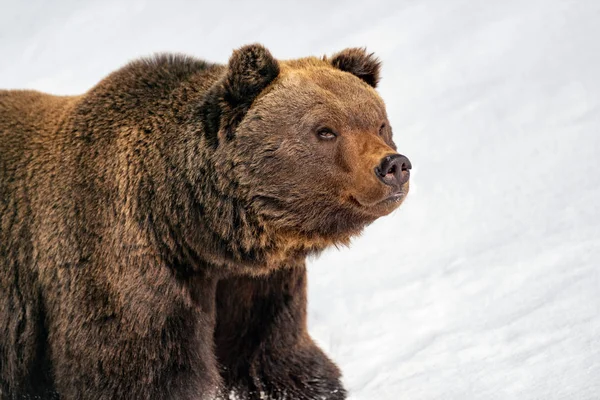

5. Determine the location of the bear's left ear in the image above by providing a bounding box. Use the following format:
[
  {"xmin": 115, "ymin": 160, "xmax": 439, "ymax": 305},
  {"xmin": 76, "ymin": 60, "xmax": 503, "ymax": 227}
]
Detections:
[
  {"xmin": 199, "ymin": 44, "xmax": 280, "ymax": 147},
  {"xmin": 329, "ymin": 48, "xmax": 381, "ymax": 88},
  {"xmin": 224, "ymin": 43, "xmax": 280, "ymax": 105}
]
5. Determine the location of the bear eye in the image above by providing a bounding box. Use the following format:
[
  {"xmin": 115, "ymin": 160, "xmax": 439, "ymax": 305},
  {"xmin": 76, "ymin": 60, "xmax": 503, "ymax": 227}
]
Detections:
[
  {"xmin": 316, "ymin": 127, "xmax": 337, "ymax": 140},
  {"xmin": 379, "ymin": 123, "xmax": 386, "ymax": 136}
]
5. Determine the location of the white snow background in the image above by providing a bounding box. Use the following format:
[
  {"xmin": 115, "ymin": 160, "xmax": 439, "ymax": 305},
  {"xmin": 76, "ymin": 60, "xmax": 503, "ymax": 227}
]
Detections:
[{"xmin": 1, "ymin": 0, "xmax": 599, "ymax": 399}]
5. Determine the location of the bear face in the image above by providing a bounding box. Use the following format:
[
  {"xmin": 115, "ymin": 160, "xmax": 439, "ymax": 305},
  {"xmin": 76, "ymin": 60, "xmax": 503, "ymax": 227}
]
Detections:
[{"xmin": 208, "ymin": 45, "xmax": 410, "ymax": 250}]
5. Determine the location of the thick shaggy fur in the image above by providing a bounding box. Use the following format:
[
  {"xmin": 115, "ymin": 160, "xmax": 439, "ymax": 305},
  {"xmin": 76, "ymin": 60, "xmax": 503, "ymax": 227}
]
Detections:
[{"xmin": 0, "ymin": 44, "xmax": 407, "ymax": 399}]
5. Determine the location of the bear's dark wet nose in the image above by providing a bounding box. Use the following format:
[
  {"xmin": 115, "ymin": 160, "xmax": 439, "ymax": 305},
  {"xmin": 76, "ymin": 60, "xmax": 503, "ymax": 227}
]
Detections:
[{"xmin": 375, "ymin": 154, "xmax": 411, "ymax": 186}]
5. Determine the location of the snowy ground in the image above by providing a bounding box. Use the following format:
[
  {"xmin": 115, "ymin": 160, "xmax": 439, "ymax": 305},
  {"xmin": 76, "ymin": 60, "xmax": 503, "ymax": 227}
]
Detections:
[{"xmin": 1, "ymin": 0, "xmax": 599, "ymax": 399}]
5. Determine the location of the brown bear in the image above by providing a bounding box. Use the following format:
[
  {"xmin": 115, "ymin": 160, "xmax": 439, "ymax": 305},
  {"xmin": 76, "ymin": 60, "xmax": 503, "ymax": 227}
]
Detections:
[{"xmin": 0, "ymin": 44, "xmax": 411, "ymax": 399}]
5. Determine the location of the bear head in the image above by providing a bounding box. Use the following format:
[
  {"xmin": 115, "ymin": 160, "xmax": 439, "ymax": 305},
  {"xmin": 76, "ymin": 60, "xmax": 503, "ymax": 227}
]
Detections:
[{"xmin": 201, "ymin": 44, "xmax": 411, "ymax": 262}]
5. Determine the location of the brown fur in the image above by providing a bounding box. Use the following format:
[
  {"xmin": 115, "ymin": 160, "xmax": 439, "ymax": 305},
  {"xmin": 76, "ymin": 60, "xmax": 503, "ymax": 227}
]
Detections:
[{"xmin": 0, "ymin": 44, "xmax": 409, "ymax": 399}]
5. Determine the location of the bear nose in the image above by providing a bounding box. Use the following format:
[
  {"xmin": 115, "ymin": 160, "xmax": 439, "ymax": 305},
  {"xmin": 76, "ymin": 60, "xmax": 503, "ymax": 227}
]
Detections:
[{"xmin": 375, "ymin": 154, "xmax": 411, "ymax": 186}]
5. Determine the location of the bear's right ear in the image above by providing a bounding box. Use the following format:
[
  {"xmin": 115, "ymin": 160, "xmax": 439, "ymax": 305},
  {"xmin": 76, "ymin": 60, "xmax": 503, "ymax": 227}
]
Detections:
[
  {"xmin": 329, "ymin": 48, "xmax": 381, "ymax": 88},
  {"xmin": 198, "ymin": 44, "xmax": 280, "ymax": 148}
]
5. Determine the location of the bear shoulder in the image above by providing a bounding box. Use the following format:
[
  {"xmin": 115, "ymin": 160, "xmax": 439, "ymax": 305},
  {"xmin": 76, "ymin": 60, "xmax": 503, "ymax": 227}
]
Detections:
[{"xmin": 88, "ymin": 54, "xmax": 221, "ymax": 99}]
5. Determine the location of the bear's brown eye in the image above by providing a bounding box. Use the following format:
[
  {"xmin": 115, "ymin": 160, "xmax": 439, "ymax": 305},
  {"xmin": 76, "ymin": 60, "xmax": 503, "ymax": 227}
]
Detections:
[
  {"xmin": 317, "ymin": 127, "xmax": 337, "ymax": 140},
  {"xmin": 379, "ymin": 123, "xmax": 386, "ymax": 136}
]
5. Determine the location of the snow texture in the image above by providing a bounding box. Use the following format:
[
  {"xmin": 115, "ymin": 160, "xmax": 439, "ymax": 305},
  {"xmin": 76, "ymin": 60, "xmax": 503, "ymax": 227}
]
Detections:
[{"xmin": 1, "ymin": 0, "xmax": 599, "ymax": 399}]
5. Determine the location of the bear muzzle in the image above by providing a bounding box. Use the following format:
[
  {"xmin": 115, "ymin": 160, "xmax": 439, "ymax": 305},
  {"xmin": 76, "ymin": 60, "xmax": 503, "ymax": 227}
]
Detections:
[{"xmin": 374, "ymin": 154, "xmax": 411, "ymax": 187}]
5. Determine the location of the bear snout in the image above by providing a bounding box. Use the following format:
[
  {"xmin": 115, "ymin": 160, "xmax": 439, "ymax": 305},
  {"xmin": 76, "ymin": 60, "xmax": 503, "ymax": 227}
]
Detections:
[{"xmin": 374, "ymin": 154, "xmax": 411, "ymax": 188}]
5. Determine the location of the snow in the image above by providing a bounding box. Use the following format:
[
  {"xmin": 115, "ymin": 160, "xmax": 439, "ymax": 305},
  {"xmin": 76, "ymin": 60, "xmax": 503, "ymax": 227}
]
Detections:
[{"xmin": 2, "ymin": 0, "xmax": 599, "ymax": 399}]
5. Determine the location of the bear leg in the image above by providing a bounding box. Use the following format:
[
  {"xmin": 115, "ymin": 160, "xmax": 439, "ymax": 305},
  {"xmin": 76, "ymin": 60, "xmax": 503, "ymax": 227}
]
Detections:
[
  {"xmin": 45, "ymin": 270, "xmax": 221, "ymax": 400},
  {"xmin": 215, "ymin": 264, "xmax": 346, "ymax": 400}
]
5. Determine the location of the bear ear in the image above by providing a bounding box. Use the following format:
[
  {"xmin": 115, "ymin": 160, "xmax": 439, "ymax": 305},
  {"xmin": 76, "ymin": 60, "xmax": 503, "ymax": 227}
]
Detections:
[
  {"xmin": 199, "ymin": 44, "xmax": 280, "ymax": 147},
  {"xmin": 329, "ymin": 48, "xmax": 381, "ymax": 88},
  {"xmin": 224, "ymin": 43, "xmax": 280, "ymax": 105}
]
